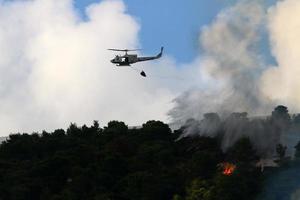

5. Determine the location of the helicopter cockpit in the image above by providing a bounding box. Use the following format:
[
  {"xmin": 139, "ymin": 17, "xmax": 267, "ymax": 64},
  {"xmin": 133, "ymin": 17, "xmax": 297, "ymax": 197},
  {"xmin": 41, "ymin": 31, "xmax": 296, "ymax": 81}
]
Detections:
[{"xmin": 111, "ymin": 55, "xmax": 121, "ymax": 63}]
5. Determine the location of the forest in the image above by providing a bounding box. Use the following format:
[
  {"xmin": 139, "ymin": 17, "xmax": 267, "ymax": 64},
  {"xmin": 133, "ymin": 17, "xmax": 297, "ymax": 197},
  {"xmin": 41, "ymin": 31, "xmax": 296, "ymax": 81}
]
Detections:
[{"xmin": 0, "ymin": 105, "xmax": 300, "ymax": 200}]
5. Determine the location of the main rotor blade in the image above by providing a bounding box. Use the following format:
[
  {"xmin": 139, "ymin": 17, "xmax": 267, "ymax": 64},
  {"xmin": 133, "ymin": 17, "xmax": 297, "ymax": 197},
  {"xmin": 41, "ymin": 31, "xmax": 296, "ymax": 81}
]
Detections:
[
  {"xmin": 108, "ymin": 49, "xmax": 126, "ymax": 52},
  {"xmin": 127, "ymin": 49, "xmax": 142, "ymax": 51},
  {"xmin": 107, "ymin": 48, "xmax": 142, "ymax": 52}
]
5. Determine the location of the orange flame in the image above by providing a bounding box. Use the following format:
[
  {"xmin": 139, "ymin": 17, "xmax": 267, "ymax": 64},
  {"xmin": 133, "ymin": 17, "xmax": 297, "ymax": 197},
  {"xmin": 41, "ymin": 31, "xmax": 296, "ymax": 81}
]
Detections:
[{"xmin": 222, "ymin": 163, "xmax": 236, "ymax": 176}]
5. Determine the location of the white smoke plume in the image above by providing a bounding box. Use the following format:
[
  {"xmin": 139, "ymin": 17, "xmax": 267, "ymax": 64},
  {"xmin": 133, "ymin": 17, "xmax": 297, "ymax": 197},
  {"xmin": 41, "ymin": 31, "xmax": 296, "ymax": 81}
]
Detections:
[
  {"xmin": 261, "ymin": 0, "xmax": 300, "ymax": 112},
  {"xmin": 170, "ymin": 0, "xmax": 300, "ymax": 154},
  {"xmin": 169, "ymin": 1, "xmax": 273, "ymax": 126},
  {"xmin": 171, "ymin": 0, "xmax": 300, "ymax": 127}
]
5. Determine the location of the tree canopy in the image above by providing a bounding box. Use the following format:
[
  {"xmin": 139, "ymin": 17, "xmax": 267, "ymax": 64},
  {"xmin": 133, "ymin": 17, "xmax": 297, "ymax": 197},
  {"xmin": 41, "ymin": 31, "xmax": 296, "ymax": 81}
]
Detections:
[{"xmin": 0, "ymin": 119, "xmax": 265, "ymax": 200}]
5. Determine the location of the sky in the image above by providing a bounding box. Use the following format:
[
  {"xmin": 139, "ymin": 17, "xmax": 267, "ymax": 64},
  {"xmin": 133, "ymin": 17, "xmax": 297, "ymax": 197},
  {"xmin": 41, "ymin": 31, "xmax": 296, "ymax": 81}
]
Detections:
[
  {"xmin": 0, "ymin": 0, "xmax": 300, "ymax": 136},
  {"xmin": 75, "ymin": 0, "xmax": 227, "ymax": 63},
  {"xmin": 75, "ymin": 0, "xmax": 278, "ymax": 63}
]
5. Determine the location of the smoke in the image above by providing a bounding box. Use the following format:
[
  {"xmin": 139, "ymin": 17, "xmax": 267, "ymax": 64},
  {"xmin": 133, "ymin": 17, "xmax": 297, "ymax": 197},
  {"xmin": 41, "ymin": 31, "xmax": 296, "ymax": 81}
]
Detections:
[
  {"xmin": 261, "ymin": 0, "xmax": 300, "ymax": 112},
  {"xmin": 170, "ymin": 0, "xmax": 300, "ymax": 156},
  {"xmin": 169, "ymin": 1, "xmax": 272, "ymax": 126},
  {"xmin": 259, "ymin": 0, "xmax": 300, "ymax": 188},
  {"xmin": 170, "ymin": 0, "xmax": 300, "ymax": 123}
]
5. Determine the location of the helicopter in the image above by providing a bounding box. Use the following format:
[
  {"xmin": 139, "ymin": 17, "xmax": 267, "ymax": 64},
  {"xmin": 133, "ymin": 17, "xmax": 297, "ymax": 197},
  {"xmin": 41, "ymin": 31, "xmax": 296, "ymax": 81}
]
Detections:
[{"xmin": 109, "ymin": 47, "xmax": 163, "ymax": 68}]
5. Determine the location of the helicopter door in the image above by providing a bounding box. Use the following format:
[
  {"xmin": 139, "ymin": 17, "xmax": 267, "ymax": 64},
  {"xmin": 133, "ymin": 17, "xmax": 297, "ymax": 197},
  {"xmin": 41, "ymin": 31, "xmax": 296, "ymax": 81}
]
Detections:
[{"xmin": 125, "ymin": 57, "xmax": 129, "ymax": 63}]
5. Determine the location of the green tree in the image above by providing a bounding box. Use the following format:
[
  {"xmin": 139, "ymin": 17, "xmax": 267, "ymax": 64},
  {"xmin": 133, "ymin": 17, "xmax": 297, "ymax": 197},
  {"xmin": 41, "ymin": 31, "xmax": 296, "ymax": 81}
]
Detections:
[
  {"xmin": 295, "ymin": 141, "xmax": 300, "ymax": 158},
  {"xmin": 271, "ymin": 105, "xmax": 291, "ymax": 130},
  {"xmin": 185, "ymin": 179, "xmax": 212, "ymax": 200},
  {"xmin": 226, "ymin": 137, "xmax": 259, "ymax": 164},
  {"xmin": 276, "ymin": 144, "xmax": 287, "ymax": 159},
  {"xmin": 141, "ymin": 120, "xmax": 171, "ymax": 140},
  {"xmin": 103, "ymin": 121, "xmax": 128, "ymax": 135}
]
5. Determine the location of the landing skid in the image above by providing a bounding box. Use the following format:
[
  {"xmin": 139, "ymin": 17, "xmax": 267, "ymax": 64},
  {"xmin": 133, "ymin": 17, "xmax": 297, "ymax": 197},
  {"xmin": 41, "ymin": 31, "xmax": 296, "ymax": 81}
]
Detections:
[{"xmin": 117, "ymin": 64, "xmax": 131, "ymax": 67}]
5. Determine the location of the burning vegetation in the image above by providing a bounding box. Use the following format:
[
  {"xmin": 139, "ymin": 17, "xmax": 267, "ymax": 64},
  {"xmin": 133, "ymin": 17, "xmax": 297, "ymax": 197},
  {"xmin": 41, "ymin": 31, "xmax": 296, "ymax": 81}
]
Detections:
[{"xmin": 222, "ymin": 162, "xmax": 236, "ymax": 176}]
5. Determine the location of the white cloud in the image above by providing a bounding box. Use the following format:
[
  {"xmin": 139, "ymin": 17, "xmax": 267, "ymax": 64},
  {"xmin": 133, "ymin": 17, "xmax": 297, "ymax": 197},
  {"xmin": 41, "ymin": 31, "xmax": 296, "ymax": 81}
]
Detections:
[{"xmin": 0, "ymin": 0, "xmax": 194, "ymax": 135}]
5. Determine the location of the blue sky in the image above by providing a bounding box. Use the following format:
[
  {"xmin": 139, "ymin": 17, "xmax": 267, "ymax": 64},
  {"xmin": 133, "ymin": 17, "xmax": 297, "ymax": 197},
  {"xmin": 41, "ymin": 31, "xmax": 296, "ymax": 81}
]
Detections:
[{"xmin": 75, "ymin": 0, "xmax": 278, "ymax": 64}]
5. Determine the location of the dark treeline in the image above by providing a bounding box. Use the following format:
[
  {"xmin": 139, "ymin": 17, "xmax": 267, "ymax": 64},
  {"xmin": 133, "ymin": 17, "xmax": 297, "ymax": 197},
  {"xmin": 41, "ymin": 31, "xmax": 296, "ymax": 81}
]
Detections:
[
  {"xmin": 2, "ymin": 106, "xmax": 300, "ymax": 200},
  {"xmin": 0, "ymin": 119, "xmax": 263, "ymax": 200}
]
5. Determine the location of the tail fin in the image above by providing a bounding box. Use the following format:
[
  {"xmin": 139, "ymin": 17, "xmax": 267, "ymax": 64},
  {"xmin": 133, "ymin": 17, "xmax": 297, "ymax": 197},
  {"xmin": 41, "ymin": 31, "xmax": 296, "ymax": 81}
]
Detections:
[{"xmin": 156, "ymin": 46, "xmax": 164, "ymax": 58}]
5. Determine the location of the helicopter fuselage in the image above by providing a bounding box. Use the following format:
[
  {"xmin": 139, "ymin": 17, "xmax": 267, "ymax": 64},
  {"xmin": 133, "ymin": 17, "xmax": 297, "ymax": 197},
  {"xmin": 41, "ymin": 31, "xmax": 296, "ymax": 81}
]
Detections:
[
  {"xmin": 110, "ymin": 54, "xmax": 138, "ymax": 66},
  {"xmin": 110, "ymin": 47, "xmax": 163, "ymax": 66}
]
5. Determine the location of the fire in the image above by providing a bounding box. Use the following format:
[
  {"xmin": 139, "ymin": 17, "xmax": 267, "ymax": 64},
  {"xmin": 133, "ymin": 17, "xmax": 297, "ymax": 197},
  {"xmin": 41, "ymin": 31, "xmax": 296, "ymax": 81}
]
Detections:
[{"xmin": 222, "ymin": 163, "xmax": 236, "ymax": 176}]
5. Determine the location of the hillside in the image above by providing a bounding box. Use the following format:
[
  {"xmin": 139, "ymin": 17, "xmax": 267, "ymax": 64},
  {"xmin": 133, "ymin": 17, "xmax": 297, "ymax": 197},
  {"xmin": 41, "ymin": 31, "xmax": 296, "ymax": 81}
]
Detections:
[{"xmin": 0, "ymin": 120, "xmax": 263, "ymax": 200}]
